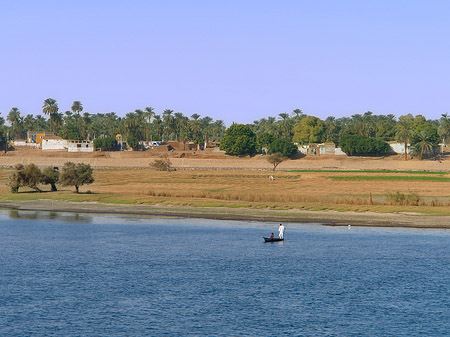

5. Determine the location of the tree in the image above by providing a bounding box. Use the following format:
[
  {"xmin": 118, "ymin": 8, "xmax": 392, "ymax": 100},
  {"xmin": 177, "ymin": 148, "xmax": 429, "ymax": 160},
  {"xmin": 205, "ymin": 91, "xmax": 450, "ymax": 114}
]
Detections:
[
  {"xmin": 8, "ymin": 164, "xmax": 26, "ymax": 193},
  {"xmin": 94, "ymin": 136, "xmax": 117, "ymax": 151},
  {"xmin": 340, "ymin": 135, "xmax": 390, "ymax": 156},
  {"xmin": 268, "ymin": 138, "xmax": 298, "ymax": 157},
  {"xmin": 8, "ymin": 163, "xmax": 43, "ymax": 192},
  {"xmin": 7, "ymin": 107, "xmax": 23, "ymax": 139},
  {"xmin": 267, "ymin": 153, "xmax": 287, "ymax": 171},
  {"xmin": 41, "ymin": 167, "xmax": 59, "ymax": 191},
  {"xmin": 412, "ymin": 131, "xmax": 433, "ymax": 160},
  {"xmin": 127, "ymin": 136, "xmax": 139, "ymax": 150},
  {"xmin": 438, "ymin": 114, "xmax": 450, "ymax": 153},
  {"xmin": 292, "ymin": 116, "xmax": 326, "ymax": 144},
  {"xmin": 42, "ymin": 98, "xmax": 59, "ymax": 132},
  {"xmin": 60, "ymin": 162, "xmax": 94, "ymax": 193},
  {"xmin": 219, "ymin": 124, "xmax": 257, "ymax": 156},
  {"xmin": 257, "ymin": 133, "xmax": 275, "ymax": 152},
  {"xmin": 396, "ymin": 115, "xmax": 414, "ymax": 160},
  {"xmin": 71, "ymin": 101, "xmax": 83, "ymax": 115}
]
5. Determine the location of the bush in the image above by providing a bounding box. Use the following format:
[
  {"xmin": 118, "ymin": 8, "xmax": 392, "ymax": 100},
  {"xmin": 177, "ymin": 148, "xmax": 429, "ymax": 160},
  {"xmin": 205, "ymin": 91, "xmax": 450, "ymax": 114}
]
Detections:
[
  {"xmin": 94, "ymin": 137, "xmax": 117, "ymax": 151},
  {"xmin": 150, "ymin": 155, "xmax": 173, "ymax": 171},
  {"xmin": 127, "ymin": 136, "xmax": 139, "ymax": 150},
  {"xmin": 220, "ymin": 124, "xmax": 257, "ymax": 156},
  {"xmin": 268, "ymin": 138, "xmax": 298, "ymax": 157},
  {"xmin": 340, "ymin": 135, "xmax": 390, "ymax": 156}
]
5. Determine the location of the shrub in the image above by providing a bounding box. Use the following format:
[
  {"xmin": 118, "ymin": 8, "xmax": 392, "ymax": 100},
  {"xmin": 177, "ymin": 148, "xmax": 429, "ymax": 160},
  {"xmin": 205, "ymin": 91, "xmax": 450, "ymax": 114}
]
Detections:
[
  {"xmin": 150, "ymin": 155, "xmax": 173, "ymax": 171},
  {"xmin": 340, "ymin": 135, "xmax": 390, "ymax": 156},
  {"xmin": 268, "ymin": 138, "xmax": 298, "ymax": 157},
  {"xmin": 94, "ymin": 137, "xmax": 117, "ymax": 151},
  {"xmin": 127, "ymin": 136, "xmax": 139, "ymax": 150}
]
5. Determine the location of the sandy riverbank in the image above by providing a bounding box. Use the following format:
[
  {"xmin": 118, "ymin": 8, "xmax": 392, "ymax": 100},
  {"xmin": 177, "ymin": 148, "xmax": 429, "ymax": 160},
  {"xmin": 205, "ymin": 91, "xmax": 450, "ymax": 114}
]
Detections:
[{"xmin": 1, "ymin": 200, "xmax": 450, "ymax": 229}]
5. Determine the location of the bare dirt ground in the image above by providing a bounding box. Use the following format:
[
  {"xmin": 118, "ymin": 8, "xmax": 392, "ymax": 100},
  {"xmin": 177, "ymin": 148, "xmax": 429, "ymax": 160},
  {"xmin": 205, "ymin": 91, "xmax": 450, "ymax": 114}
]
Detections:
[
  {"xmin": 1, "ymin": 146, "xmax": 450, "ymax": 171},
  {"xmin": 1, "ymin": 147, "xmax": 450, "ymax": 228}
]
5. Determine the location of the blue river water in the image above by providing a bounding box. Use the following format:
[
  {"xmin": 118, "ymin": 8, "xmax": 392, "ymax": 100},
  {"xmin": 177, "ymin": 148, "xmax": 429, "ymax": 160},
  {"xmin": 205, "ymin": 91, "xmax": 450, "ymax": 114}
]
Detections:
[{"xmin": 0, "ymin": 210, "xmax": 449, "ymax": 336}]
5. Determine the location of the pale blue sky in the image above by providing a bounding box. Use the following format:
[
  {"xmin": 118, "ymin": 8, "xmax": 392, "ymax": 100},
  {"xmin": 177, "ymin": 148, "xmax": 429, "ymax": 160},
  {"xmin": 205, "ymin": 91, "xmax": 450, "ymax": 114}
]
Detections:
[{"xmin": 1, "ymin": 0, "xmax": 450, "ymax": 125}]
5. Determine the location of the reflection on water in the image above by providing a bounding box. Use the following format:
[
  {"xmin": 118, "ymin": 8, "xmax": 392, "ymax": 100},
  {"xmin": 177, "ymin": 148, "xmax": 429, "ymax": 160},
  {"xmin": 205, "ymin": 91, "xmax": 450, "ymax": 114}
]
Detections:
[{"xmin": 7, "ymin": 209, "xmax": 93, "ymax": 223}]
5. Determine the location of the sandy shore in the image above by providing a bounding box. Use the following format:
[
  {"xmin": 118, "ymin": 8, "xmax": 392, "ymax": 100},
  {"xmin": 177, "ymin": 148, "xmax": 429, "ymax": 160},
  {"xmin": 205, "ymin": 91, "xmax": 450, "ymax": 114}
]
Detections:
[{"xmin": 1, "ymin": 200, "xmax": 450, "ymax": 229}]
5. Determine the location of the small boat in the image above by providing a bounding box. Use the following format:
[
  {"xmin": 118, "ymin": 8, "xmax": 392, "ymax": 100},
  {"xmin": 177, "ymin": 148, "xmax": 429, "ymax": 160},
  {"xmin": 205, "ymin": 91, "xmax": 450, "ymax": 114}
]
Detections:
[{"xmin": 263, "ymin": 237, "xmax": 284, "ymax": 242}]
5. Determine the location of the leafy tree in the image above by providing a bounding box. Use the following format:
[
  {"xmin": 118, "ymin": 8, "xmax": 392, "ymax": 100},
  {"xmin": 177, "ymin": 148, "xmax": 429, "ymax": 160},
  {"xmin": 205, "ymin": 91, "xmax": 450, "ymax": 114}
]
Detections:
[
  {"xmin": 60, "ymin": 162, "xmax": 94, "ymax": 193},
  {"xmin": 292, "ymin": 116, "xmax": 326, "ymax": 144},
  {"xmin": 267, "ymin": 153, "xmax": 287, "ymax": 171},
  {"xmin": 41, "ymin": 167, "xmax": 59, "ymax": 191},
  {"xmin": 8, "ymin": 164, "xmax": 43, "ymax": 192},
  {"xmin": 257, "ymin": 133, "xmax": 275, "ymax": 152},
  {"xmin": 127, "ymin": 136, "xmax": 139, "ymax": 150},
  {"xmin": 7, "ymin": 107, "xmax": 23, "ymax": 139},
  {"xmin": 8, "ymin": 164, "xmax": 26, "ymax": 193},
  {"xmin": 268, "ymin": 138, "xmax": 298, "ymax": 157},
  {"xmin": 94, "ymin": 136, "xmax": 117, "ymax": 150},
  {"xmin": 411, "ymin": 115, "xmax": 439, "ymax": 146},
  {"xmin": 340, "ymin": 135, "xmax": 390, "ymax": 156},
  {"xmin": 220, "ymin": 124, "xmax": 257, "ymax": 156}
]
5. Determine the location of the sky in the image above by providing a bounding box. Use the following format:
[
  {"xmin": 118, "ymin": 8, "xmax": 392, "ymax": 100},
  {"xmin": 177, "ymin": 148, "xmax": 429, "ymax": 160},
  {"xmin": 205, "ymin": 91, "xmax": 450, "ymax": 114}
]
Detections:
[{"xmin": 1, "ymin": 0, "xmax": 450, "ymax": 126}]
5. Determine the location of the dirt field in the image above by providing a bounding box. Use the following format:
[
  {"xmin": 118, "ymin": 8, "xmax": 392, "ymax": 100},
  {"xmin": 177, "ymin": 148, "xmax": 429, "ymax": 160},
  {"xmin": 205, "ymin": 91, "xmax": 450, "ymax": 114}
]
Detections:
[
  {"xmin": 1, "ymin": 147, "xmax": 450, "ymax": 227},
  {"xmin": 1, "ymin": 146, "xmax": 450, "ymax": 171}
]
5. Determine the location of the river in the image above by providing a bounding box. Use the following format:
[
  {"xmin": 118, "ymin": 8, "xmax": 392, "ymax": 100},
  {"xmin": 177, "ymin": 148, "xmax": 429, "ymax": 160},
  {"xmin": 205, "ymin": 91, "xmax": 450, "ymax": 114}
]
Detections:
[{"xmin": 1, "ymin": 210, "xmax": 449, "ymax": 336}]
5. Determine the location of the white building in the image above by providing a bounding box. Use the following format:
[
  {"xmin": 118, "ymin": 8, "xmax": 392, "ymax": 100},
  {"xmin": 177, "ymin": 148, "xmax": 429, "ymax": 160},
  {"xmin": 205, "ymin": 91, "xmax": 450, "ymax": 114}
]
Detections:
[
  {"xmin": 41, "ymin": 138, "xmax": 68, "ymax": 150},
  {"xmin": 68, "ymin": 140, "xmax": 94, "ymax": 152}
]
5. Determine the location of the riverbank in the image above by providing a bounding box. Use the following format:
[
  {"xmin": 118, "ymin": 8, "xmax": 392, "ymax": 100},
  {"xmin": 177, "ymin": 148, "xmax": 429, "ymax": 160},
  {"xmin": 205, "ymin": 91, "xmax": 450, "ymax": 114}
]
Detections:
[{"xmin": 1, "ymin": 200, "xmax": 450, "ymax": 229}]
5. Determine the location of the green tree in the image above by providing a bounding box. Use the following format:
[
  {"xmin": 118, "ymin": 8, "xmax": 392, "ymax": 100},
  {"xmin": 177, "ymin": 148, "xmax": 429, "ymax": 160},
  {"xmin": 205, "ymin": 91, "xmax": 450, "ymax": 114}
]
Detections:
[
  {"xmin": 7, "ymin": 107, "xmax": 23, "ymax": 139},
  {"xmin": 396, "ymin": 115, "xmax": 414, "ymax": 160},
  {"xmin": 41, "ymin": 167, "xmax": 59, "ymax": 191},
  {"xmin": 412, "ymin": 131, "xmax": 433, "ymax": 160},
  {"xmin": 219, "ymin": 124, "xmax": 257, "ymax": 156},
  {"xmin": 292, "ymin": 116, "xmax": 326, "ymax": 144},
  {"xmin": 127, "ymin": 136, "xmax": 139, "ymax": 150},
  {"xmin": 267, "ymin": 153, "xmax": 287, "ymax": 171},
  {"xmin": 268, "ymin": 138, "xmax": 298, "ymax": 157},
  {"xmin": 42, "ymin": 98, "xmax": 59, "ymax": 132},
  {"xmin": 340, "ymin": 135, "xmax": 390, "ymax": 156},
  {"xmin": 93, "ymin": 136, "xmax": 117, "ymax": 151},
  {"xmin": 439, "ymin": 113, "xmax": 450, "ymax": 153},
  {"xmin": 60, "ymin": 162, "xmax": 94, "ymax": 193}
]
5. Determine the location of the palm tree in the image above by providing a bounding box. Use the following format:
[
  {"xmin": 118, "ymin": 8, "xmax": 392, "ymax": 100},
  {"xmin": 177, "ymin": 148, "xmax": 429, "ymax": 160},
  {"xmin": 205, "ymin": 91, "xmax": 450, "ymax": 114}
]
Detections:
[
  {"xmin": 7, "ymin": 107, "xmax": 22, "ymax": 139},
  {"xmin": 396, "ymin": 115, "xmax": 414, "ymax": 160},
  {"xmin": 162, "ymin": 109, "xmax": 175, "ymax": 140},
  {"xmin": 144, "ymin": 107, "xmax": 155, "ymax": 141},
  {"xmin": 438, "ymin": 113, "xmax": 450, "ymax": 154},
  {"xmin": 413, "ymin": 131, "xmax": 433, "ymax": 160},
  {"xmin": 42, "ymin": 98, "xmax": 59, "ymax": 132},
  {"xmin": 71, "ymin": 101, "xmax": 83, "ymax": 115}
]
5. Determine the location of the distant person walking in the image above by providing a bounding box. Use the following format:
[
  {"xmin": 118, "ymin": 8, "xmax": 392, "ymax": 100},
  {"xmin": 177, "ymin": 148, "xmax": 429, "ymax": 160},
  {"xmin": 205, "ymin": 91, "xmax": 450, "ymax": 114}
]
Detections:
[{"xmin": 278, "ymin": 223, "xmax": 285, "ymax": 239}]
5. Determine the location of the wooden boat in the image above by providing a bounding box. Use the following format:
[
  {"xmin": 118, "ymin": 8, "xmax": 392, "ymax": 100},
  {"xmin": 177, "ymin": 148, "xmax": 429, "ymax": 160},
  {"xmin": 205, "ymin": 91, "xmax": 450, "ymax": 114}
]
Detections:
[{"xmin": 263, "ymin": 237, "xmax": 284, "ymax": 242}]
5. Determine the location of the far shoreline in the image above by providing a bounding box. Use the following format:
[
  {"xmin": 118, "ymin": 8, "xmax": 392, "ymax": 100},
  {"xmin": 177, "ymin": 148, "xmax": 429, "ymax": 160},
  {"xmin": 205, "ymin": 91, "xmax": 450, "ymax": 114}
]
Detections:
[{"xmin": 1, "ymin": 200, "xmax": 449, "ymax": 230}]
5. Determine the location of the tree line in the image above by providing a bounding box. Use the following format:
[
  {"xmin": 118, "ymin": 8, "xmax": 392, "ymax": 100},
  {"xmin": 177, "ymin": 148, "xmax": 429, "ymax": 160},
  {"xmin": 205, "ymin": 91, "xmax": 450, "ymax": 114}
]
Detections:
[{"xmin": 2, "ymin": 99, "xmax": 450, "ymax": 159}]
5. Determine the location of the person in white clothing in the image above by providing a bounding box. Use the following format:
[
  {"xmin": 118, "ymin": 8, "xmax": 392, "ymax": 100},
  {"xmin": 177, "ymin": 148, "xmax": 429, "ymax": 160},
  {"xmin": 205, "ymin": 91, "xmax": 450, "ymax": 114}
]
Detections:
[{"xmin": 278, "ymin": 223, "xmax": 285, "ymax": 239}]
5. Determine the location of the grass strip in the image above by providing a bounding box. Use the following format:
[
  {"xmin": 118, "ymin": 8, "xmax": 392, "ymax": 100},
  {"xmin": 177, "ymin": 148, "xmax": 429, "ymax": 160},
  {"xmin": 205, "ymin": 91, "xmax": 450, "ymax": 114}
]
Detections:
[
  {"xmin": 289, "ymin": 169, "xmax": 445, "ymax": 174},
  {"xmin": 330, "ymin": 176, "xmax": 450, "ymax": 181}
]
